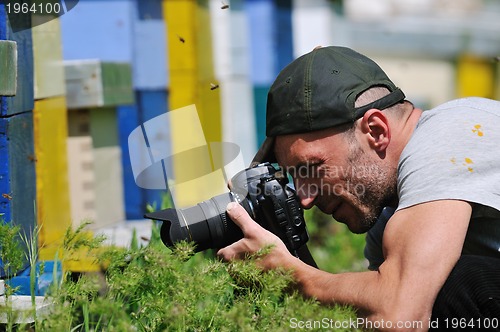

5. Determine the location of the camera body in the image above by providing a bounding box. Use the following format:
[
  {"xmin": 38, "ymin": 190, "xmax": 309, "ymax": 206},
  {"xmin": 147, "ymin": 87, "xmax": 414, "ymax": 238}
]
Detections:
[
  {"xmin": 231, "ymin": 162, "xmax": 309, "ymax": 254},
  {"xmin": 144, "ymin": 163, "xmax": 309, "ymax": 256}
]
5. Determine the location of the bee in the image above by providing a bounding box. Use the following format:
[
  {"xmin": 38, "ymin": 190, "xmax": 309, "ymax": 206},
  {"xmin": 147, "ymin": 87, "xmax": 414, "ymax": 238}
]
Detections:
[
  {"xmin": 27, "ymin": 154, "xmax": 37, "ymax": 162},
  {"xmin": 2, "ymin": 193, "xmax": 13, "ymax": 200},
  {"xmin": 210, "ymin": 83, "xmax": 219, "ymax": 90},
  {"xmin": 177, "ymin": 35, "xmax": 185, "ymax": 43},
  {"xmin": 221, "ymin": 2, "xmax": 229, "ymax": 9}
]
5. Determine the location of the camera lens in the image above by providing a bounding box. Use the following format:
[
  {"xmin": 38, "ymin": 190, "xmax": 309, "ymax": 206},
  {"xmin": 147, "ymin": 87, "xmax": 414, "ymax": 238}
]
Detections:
[
  {"xmin": 144, "ymin": 163, "xmax": 311, "ymax": 258},
  {"xmin": 147, "ymin": 193, "xmax": 245, "ymax": 252}
]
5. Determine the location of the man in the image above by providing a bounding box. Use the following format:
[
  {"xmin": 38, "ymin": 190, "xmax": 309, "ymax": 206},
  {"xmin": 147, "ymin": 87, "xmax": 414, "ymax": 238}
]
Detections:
[{"xmin": 217, "ymin": 46, "xmax": 500, "ymax": 331}]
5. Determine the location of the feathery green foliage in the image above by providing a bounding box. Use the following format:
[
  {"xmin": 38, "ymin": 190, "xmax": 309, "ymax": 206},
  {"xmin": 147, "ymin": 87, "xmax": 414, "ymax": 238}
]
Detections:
[
  {"xmin": 0, "ymin": 197, "xmax": 367, "ymax": 331},
  {"xmin": 35, "ymin": 222, "xmax": 363, "ymax": 331}
]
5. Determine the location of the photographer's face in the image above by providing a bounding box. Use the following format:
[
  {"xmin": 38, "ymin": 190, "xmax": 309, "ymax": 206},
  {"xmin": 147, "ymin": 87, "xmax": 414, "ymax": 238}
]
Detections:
[{"xmin": 274, "ymin": 127, "xmax": 397, "ymax": 234}]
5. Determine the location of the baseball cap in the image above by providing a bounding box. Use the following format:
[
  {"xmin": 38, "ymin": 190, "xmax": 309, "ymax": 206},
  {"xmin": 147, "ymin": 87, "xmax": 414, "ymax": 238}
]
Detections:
[{"xmin": 251, "ymin": 46, "xmax": 405, "ymax": 166}]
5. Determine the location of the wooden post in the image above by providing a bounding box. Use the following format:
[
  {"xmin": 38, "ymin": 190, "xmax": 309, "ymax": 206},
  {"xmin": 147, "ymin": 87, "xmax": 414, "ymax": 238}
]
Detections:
[
  {"xmin": 31, "ymin": 13, "xmax": 72, "ymax": 261},
  {"xmin": 125, "ymin": 2, "xmax": 170, "ymax": 216},
  {"xmin": 163, "ymin": 0, "xmax": 224, "ymax": 207},
  {"xmin": 63, "ymin": 60, "xmax": 134, "ymax": 272},
  {"xmin": 64, "ymin": 60, "xmax": 134, "ymax": 230},
  {"xmin": 246, "ymin": 0, "xmax": 293, "ymax": 146},
  {"xmin": 0, "ymin": 5, "xmax": 36, "ymax": 248},
  {"xmin": 209, "ymin": 0, "xmax": 256, "ymax": 167},
  {"xmin": 457, "ymin": 54, "xmax": 495, "ymax": 99}
]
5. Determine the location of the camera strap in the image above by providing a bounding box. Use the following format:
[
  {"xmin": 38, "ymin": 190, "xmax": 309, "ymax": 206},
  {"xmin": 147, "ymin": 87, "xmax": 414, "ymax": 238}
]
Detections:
[{"xmin": 296, "ymin": 245, "xmax": 318, "ymax": 268}]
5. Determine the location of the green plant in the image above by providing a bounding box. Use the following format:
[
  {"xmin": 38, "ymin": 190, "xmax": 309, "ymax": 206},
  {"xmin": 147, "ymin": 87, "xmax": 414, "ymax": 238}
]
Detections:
[
  {"xmin": 305, "ymin": 207, "xmax": 367, "ymax": 273},
  {"xmin": 62, "ymin": 221, "xmax": 107, "ymax": 257},
  {"xmin": 0, "ymin": 220, "xmax": 25, "ymax": 295},
  {"xmin": 0, "ymin": 198, "xmax": 368, "ymax": 330},
  {"xmin": 0, "ymin": 220, "xmax": 27, "ymax": 330},
  {"xmin": 19, "ymin": 226, "xmax": 41, "ymax": 305},
  {"xmin": 34, "ymin": 221, "xmax": 365, "ymax": 331},
  {"xmin": 17, "ymin": 225, "xmax": 43, "ymax": 331}
]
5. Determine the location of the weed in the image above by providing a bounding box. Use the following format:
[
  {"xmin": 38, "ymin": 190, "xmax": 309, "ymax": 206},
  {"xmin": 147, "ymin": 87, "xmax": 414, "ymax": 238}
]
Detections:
[
  {"xmin": 0, "ymin": 220, "xmax": 26, "ymax": 330},
  {"xmin": 19, "ymin": 226, "xmax": 41, "ymax": 304},
  {"xmin": 35, "ymin": 221, "xmax": 363, "ymax": 331},
  {"xmin": 0, "ymin": 221, "xmax": 25, "ymax": 288},
  {"xmin": 0, "ymin": 202, "xmax": 367, "ymax": 331}
]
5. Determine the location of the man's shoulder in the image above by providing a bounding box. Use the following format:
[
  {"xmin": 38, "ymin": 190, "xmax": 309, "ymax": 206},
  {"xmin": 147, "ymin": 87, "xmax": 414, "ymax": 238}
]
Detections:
[
  {"xmin": 428, "ymin": 97, "xmax": 500, "ymax": 114},
  {"xmin": 397, "ymin": 96, "xmax": 500, "ymax": 215},
  {"xmin": 413, "ymin": 97, "xmax": 500, "ymax": 135}
]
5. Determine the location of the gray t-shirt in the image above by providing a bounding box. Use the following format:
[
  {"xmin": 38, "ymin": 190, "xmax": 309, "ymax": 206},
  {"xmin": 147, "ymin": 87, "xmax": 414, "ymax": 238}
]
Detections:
[{"xmin": 365, "ymin": 97, "xmax": 500, "ymax": 270}]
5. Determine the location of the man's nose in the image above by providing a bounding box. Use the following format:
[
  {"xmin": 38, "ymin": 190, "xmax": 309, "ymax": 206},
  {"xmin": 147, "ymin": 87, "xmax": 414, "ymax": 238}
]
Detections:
[{"xmin": 295, "ymin": 181, "xmax": 318, "ymax": 210}]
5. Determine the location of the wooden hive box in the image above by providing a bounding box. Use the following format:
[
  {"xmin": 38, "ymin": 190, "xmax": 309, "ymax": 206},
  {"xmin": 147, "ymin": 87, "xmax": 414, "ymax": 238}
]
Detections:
[
  {"xmin": 31, "ymin": 13, "xmax": 72, "ymax": 261},
  {"xmin": 65, "ymin": 60, "xmax": 134, "ymax": 109},
  {"xmin": 0, "ymin": 40, "xmax": 17, "ymax": 96},
  {"xmin": 64, "ymin": 60, "xmax": 134, "ymax": 229},
  {"xmin": 0, "ymin": 6, "xmax": 36, "ymax": 248}
]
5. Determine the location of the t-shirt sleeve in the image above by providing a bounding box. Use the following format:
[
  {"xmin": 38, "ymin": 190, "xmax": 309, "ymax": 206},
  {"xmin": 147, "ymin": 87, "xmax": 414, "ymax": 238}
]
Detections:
[{"xmin": 397, "ymin": 100, "xmax": 500, "ymax": 212}]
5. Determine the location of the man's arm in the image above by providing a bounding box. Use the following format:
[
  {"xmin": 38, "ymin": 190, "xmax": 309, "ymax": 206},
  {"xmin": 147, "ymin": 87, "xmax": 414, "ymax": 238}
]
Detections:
[{"xmin": 218, "ymin": 200, "xmax": 472, "ymax": 331}]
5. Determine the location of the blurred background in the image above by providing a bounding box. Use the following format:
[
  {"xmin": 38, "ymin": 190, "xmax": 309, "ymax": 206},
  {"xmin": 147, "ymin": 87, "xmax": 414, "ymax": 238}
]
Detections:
[{"xmin": 1, "ymin": 0, "xmax": 499, "ymax": 279}]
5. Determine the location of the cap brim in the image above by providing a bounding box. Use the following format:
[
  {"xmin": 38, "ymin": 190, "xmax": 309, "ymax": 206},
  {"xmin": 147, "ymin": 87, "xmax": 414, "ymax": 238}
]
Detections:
[{"xmin": 250, "ymin": 137, "xmax": 276, "ymax": 167}]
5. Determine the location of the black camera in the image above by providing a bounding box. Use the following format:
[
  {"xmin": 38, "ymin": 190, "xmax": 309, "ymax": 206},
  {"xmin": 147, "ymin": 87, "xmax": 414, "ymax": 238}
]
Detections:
[{"xmin": 144, "ymin": 163, "xmax": 309, "ymax": 256}]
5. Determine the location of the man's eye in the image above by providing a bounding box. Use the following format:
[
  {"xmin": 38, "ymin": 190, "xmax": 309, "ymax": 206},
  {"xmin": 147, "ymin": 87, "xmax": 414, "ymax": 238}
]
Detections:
[
  {"xmin": 286, "ymin": 162, "xmax": 324, "ymax": 179},
  {"xmin": 310, "ymin": 165, "xmax": 324, "ymax": 177}
]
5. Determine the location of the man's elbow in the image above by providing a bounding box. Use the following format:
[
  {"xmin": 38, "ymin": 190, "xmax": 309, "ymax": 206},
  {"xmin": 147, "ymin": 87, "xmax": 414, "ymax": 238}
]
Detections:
[{"xmin": 366, "ymin": 305, "xmax": 431, "ymax": 331}]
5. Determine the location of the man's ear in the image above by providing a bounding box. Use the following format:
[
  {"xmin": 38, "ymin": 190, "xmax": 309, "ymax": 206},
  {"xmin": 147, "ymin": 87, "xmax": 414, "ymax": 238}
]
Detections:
[{"xmin": 359, "ymin": 109, "xmax": 391, "ymax": 154}]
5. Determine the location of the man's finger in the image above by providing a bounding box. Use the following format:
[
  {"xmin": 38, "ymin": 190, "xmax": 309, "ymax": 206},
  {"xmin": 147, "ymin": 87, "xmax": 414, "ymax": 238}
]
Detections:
[
  {"xmin": 226, "ymin": 202, "xmax": 257, "ymax": 234},
  {"xmin": 217, "ymin": 241, "xmax": 243, "ymax": 261}
]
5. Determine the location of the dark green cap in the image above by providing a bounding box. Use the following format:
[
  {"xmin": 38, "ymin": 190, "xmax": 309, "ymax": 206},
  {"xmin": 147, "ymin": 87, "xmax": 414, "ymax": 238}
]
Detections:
[{"xmin": 251, "ymin": 46, "xmax": 405, "ymax": 165}]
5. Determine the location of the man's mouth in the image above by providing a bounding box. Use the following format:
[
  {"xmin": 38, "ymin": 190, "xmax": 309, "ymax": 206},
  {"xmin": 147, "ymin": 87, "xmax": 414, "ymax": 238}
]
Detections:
[{"xmin": 331, "ymin": 202, "xmax": 343, "ymax": 219}]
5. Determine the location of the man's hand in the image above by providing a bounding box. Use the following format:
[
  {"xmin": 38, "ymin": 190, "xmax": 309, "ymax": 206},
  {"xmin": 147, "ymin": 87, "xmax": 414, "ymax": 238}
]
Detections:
[{"xmin": 216, "ymin": 202, "xmax": 297, "ymax": 271}]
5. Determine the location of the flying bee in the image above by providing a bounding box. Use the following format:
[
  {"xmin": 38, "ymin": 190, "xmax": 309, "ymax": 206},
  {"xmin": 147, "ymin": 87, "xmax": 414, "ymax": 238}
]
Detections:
[{"xmin": 2, "ymin": 193, "xmax": 13, "ymax": 200}]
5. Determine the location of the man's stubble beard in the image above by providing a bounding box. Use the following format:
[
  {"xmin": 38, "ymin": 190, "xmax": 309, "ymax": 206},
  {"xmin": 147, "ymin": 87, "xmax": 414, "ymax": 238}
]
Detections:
[{"xmin": 344, "ymin": 142, "xmax": 398, "ymax": 233}]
